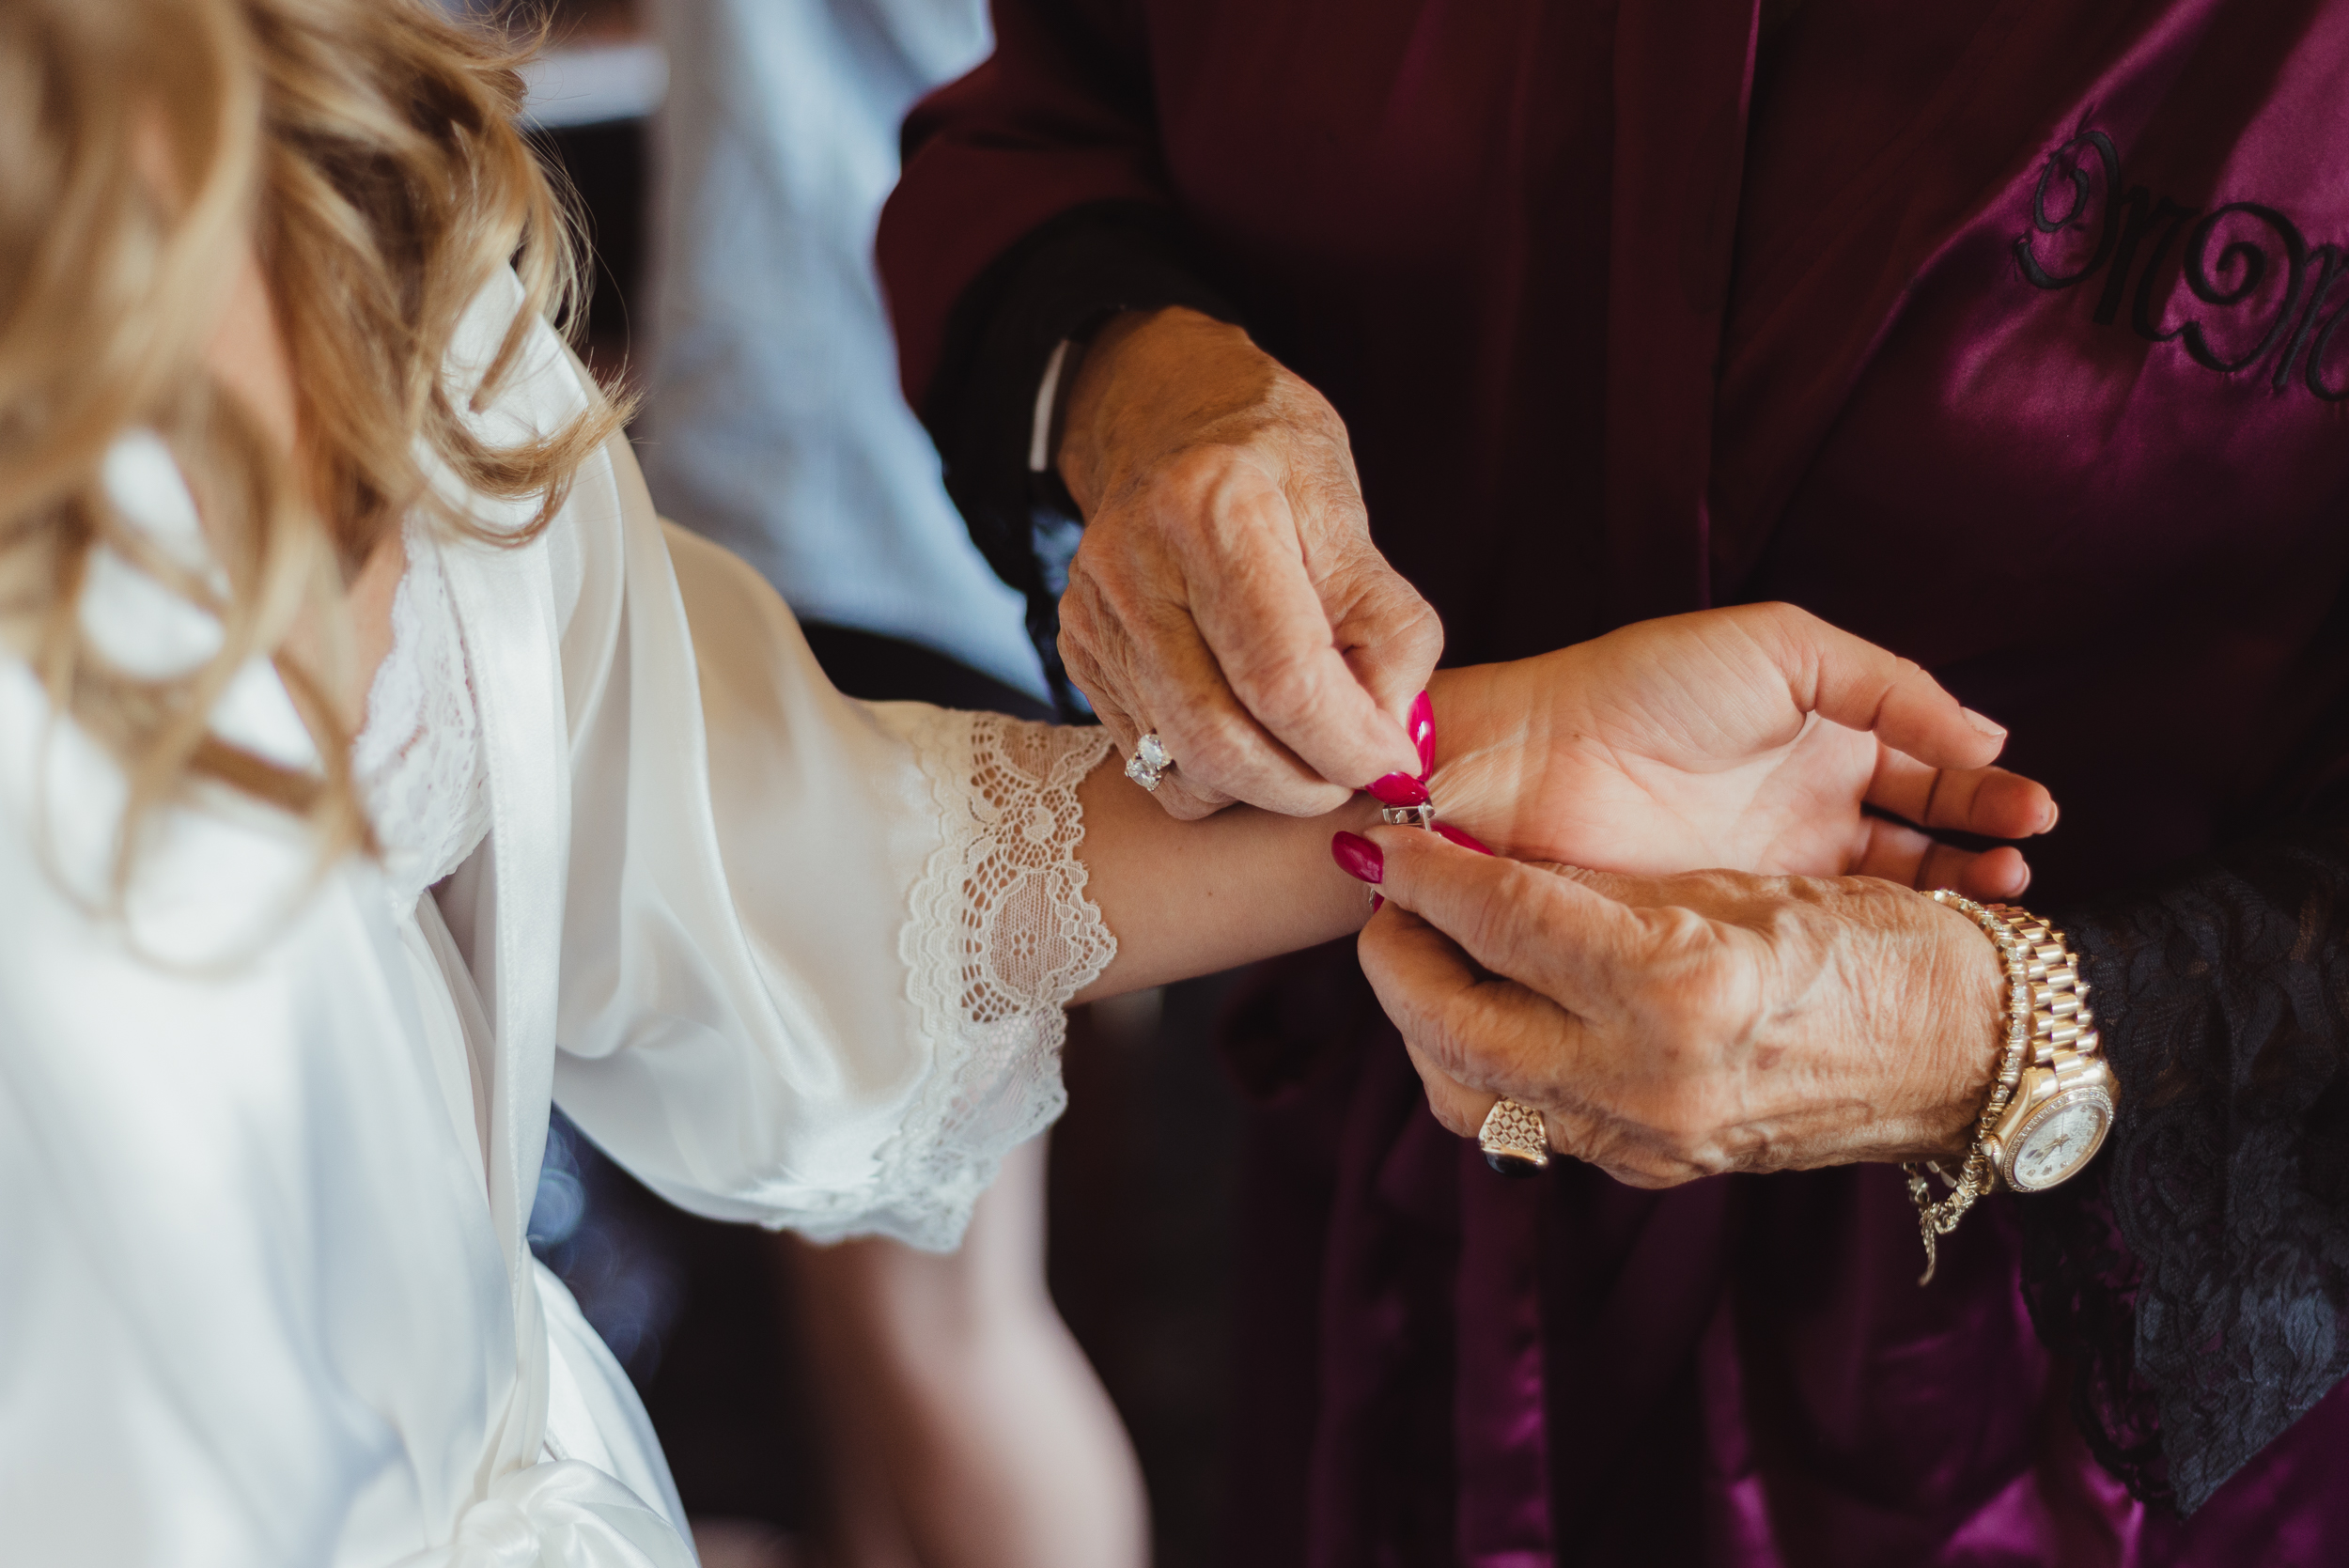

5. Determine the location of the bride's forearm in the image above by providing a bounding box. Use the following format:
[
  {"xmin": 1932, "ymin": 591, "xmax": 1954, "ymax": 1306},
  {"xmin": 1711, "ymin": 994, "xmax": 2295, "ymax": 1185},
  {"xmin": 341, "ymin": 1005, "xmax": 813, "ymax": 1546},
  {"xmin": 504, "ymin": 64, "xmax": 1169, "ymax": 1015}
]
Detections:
[{"xmin": 1072, "ymin": 756, "xmax": 1381, "ymax": 1001}]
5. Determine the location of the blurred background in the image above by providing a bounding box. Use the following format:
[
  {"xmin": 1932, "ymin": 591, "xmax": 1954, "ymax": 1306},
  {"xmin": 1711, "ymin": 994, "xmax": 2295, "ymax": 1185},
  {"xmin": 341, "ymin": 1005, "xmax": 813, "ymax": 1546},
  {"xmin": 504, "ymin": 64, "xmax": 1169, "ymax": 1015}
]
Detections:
[{"xmin": 461, "ymin": 5, "xmax": 1253, "ymax": 1564}]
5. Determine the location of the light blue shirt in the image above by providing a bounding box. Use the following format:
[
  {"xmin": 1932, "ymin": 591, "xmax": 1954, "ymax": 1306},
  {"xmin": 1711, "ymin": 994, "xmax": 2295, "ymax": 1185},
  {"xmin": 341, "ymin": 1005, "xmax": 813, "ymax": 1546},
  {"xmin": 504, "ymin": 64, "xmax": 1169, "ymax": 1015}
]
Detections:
[{"xmin": 639, "ymin": 0, "xmax": 1047, "ymax": 700}]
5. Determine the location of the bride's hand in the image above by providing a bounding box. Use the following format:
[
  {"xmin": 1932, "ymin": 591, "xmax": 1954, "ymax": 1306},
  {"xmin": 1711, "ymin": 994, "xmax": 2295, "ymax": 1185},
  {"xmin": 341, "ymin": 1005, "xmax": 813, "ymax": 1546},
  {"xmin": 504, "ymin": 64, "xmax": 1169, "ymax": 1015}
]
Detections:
[{"xmin": 1423, "ymin": 603, "xmax": 2054, "ymax": 896}]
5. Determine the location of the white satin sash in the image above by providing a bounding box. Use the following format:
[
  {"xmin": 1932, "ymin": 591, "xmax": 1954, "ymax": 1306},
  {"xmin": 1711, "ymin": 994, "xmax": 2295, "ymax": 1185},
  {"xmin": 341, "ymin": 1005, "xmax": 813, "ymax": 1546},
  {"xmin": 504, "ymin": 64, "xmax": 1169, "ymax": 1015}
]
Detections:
[
  {"xmin": 427, "ymin": 446, "xmax": 691, "ymax": 1568},
  {"xmin": 391, "ymin": 1460, "xmax": 687, "ymax": 1568}
]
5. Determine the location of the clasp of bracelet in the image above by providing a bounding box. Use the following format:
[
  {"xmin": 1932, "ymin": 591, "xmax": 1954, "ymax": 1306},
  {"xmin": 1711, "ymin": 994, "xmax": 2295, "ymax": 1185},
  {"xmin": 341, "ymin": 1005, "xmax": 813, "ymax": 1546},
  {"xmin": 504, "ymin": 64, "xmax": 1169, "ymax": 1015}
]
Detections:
[{"xmin": 1380, "ymin": 802, "xmax": 1436, "ymax": 829}]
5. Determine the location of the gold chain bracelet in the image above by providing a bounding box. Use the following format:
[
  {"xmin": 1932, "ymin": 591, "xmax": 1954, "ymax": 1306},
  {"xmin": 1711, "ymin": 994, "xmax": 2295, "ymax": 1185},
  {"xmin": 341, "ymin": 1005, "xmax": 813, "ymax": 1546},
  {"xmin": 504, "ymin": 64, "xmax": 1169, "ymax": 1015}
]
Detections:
[{"xmin": 1906, "ymin": 892, "xmax": 2036, "ymax": 1284}]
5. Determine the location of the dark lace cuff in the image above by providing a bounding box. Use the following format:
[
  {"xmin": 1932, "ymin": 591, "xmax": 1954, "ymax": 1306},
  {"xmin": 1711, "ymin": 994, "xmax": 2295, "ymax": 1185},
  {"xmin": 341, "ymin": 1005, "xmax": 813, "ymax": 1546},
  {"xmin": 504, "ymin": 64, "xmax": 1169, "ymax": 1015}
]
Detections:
[
  {"xmin": 2017, "ymin": 1161, "xmax": 2168, "ymax": 1501},
  {"xmin": 2021, "ymin": 812, "xmax": 2349, "ymax": 1513},
  {"xmin": 919, "ymin": 202, "xmax": 1239, "ymax": 714}
]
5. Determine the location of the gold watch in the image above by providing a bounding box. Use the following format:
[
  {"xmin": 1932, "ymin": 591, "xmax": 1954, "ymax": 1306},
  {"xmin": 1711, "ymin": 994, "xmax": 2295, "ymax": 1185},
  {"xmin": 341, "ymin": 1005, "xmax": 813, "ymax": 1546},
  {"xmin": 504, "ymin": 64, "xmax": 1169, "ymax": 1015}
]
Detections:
[
  {"xmin": 1906, "ymin": 894, "xmax": 2121, "ymax": 1281},
  {"xmin": 1979, "ymin": 904, "xmax": 2119, "ymax": 1192}
]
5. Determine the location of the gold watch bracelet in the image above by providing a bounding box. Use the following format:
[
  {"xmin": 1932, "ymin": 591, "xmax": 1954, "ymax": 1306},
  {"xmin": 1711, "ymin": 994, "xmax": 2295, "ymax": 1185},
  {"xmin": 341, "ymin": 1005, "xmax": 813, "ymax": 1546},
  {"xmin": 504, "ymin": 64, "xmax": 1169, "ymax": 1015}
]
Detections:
[{"xmin": 1905, "ymin": 893, "xmax": 2089, "ymax": 1283}]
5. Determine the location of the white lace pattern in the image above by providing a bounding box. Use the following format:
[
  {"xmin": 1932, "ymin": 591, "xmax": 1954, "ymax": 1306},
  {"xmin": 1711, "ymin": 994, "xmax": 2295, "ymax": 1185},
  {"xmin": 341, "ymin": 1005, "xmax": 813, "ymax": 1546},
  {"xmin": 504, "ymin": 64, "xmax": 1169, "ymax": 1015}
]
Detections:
[
  {"xmin": 352, "ymin": 520, "xmax": 491, "ymax": 912},
  {"xmin": 878, "ymin": 712, "xmax": 1118, "ymax": 1250},
  {"xmin": 351, "ymin": 523, "xmax": 1110, "ymax": 1248}
]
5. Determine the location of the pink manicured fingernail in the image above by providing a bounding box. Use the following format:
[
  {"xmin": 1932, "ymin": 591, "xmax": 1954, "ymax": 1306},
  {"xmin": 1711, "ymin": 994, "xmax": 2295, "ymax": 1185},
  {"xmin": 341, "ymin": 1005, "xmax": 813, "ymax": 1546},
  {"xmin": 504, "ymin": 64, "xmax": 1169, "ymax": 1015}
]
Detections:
[
  {"xmin": 1962, "ymin": 706, "xmax": 2007, "ymax": 739},
  {"xmin": 1370, "ymin": 893, "xmax": 1385, "ymax": 913},
  {"xmin": 1408, "ymin": 691, "xmax": 1436, "ymax": 779},
  {"xmin": 1331, "ymin": 831, "xmax": 1384, "ymax": 884},
  {"xmin": 1367, "ymin": 772, "xmax": 1430, "ymax": 808},
  {"xmin": 1433, "ymin": 822, "xmax": 1493, "ymax": 855}
]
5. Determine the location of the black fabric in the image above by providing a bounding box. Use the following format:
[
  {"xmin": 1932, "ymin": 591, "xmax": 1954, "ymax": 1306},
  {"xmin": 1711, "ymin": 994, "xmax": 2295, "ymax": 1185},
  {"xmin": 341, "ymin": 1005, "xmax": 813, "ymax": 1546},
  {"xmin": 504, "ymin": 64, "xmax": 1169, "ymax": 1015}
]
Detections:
[
  {"xmin": 918, "ymin": 202, "xmax": 1238, "ymax": 716},
  {"xmin": 2024, "ymin": 809, "xmax": 2349, "ymax": 1513}
]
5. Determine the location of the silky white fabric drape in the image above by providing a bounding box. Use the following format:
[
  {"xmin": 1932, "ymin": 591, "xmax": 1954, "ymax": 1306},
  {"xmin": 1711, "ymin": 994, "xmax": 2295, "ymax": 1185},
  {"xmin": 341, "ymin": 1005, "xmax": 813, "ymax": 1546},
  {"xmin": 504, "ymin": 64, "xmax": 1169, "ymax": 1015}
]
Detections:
[{"xmin": 0, "ymin": 272, "xmax": 1107, "ymax": 1566}]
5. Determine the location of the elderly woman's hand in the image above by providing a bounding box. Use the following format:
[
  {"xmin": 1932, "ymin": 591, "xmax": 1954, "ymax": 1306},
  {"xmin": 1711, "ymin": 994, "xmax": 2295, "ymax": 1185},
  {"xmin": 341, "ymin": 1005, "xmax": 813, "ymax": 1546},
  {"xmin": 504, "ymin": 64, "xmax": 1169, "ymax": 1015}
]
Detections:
[
  {"xmin": 1055, "ymin": 306, "xmax": 1442, "ymax": 819},
  {"xmin": 1353, "ymin": 836, "xmax": 2006, "ymax": 1186},
  {"xmin": 1424, "ymin": 602, "xmax": 2056, "ymax": 899}
]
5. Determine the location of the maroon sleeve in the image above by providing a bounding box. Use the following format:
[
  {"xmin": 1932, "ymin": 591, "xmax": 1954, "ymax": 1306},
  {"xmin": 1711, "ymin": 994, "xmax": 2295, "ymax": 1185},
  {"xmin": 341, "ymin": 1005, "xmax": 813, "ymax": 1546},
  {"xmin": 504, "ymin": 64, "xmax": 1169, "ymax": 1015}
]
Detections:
[
  {"xmin": 877, "ymin": 0, "xmax": 1170, "ymax": 411},
  {"xmin": 877, "ymin": 1, "xmax": 1239, "ymax": 717},
  {"xmin": 2013, "ymin": 801, "xmax": 2349, "ymax": 1514}
]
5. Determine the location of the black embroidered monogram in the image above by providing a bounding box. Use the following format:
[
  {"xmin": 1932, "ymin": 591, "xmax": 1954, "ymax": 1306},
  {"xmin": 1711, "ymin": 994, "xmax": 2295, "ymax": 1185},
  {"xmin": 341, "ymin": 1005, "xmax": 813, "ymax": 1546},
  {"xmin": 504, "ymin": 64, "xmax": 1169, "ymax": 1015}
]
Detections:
[{"xmin": 2015, "ymin": 131, "xmax": 2349, "ymax": 398}]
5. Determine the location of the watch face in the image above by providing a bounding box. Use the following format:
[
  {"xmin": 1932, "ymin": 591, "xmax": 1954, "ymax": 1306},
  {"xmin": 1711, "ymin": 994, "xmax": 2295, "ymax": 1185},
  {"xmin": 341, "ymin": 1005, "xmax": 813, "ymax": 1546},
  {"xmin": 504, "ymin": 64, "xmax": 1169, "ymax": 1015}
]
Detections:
[{"xmin": 2009, "ymin": 1091, "xmax": 2113, "ymax": 1192}]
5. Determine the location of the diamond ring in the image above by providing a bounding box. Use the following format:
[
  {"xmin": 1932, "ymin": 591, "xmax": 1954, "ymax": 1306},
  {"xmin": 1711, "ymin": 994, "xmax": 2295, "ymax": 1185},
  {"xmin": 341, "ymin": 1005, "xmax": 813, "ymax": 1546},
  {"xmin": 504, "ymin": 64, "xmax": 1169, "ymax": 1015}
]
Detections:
[
  {"xmin": 1125, "ymin": 731, "xmax": 1174, "ymax": 792},
  {"xmin": 1478, "ymin": 1097, "xmax": 1550, "ymax": 1178}
]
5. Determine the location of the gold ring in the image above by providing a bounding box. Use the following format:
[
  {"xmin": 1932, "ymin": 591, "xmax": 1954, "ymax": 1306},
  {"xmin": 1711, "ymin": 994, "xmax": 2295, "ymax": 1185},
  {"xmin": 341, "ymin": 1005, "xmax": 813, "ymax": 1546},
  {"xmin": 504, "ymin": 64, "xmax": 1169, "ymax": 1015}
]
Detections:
[{"xmin": 1478, "ymin": 1096, "xmax": 1550, "ymax": 1177}]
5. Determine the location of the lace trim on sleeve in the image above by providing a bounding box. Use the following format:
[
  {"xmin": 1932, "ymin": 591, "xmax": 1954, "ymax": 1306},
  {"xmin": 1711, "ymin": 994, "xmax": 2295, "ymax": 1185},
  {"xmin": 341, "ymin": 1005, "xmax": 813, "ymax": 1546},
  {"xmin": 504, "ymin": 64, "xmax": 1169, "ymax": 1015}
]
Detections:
[
  {"xmin": 2017, "ymin": 1161, "xmax": 2169, "ymax": 1502},
  {"xmin": 849, "ymin": 712, "xmax": 1117, "ymax": 1252},
  {"xmin": 2023, "ymin": 814, "xmax": 2349, "ymax": 1514}
]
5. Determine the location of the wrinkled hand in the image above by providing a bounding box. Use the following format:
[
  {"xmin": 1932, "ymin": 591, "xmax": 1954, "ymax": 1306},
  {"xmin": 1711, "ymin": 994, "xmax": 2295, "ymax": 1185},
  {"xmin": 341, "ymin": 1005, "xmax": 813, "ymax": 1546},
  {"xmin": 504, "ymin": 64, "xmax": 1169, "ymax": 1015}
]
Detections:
[
  {"xmin": 1424, "ymin": 601, "xmax": 2055, "ymax": 897},
  {"xmin": 1357, "ymin": 844, "xmax": 2007, "ymax": 1187},
  {"xmin": 1056, "ymin": 306, "xmax": 1442, "ymax": 819},
  {"xmin": 1346, "ymin": 602, "xmax": 2048, "ymax": 1181}
]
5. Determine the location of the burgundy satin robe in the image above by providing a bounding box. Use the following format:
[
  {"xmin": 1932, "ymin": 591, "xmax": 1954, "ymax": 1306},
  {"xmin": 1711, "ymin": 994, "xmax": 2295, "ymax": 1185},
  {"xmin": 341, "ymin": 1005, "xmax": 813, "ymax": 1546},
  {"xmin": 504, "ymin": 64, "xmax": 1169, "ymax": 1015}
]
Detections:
[{"xmin": 880, "ymin": 0, "xmax": 2349, "ymax": 1560}]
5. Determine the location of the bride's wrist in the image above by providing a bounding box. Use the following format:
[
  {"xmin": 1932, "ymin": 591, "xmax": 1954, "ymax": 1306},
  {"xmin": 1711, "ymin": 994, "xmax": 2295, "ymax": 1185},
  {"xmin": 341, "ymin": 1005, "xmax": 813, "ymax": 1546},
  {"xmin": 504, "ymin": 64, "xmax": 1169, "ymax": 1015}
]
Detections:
[{"xmin": 1412, "ymin": 666, "xmax": 1533, "ymax": 850}]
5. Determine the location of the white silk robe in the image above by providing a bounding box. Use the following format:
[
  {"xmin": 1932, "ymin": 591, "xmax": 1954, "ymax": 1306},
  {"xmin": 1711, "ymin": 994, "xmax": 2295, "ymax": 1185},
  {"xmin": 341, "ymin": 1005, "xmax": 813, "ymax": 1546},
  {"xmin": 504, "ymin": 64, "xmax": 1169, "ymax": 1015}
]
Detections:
[{"xmin": 0, "ymin": 275, "xmax": 1112, "ymax": 1567}]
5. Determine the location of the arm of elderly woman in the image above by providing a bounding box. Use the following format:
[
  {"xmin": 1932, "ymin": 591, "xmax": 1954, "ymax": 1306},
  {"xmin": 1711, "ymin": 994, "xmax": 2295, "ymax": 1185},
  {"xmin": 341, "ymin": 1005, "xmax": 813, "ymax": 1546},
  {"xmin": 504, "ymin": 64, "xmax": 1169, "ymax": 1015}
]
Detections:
[{"xmin": 1357, "ymin": 805, "xmax": 2349, "ymax": 1514}]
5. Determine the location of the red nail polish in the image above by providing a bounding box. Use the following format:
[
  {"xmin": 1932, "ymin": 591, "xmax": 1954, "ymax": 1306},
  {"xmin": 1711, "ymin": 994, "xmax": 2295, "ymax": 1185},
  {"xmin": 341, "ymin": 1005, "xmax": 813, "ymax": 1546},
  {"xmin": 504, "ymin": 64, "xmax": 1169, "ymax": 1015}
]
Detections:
[
  {"xmin": 1433, "ymin": 822, "xmax": 1493, "ymax": 856},
  {"xmin": 1370, "ymin": 893, "xmax": 1384, "ymax": 913},
  {"xmin": 1330, "ymin": 831, "xmax": 1384, "ymax": 884},
  {"xmin": 1408, "ymin": 691, "xmax": 1436, "ymax": 780},
  {"xmin": 1366, "ymin": 772, "xmax": 1429, "ymax": 808}
]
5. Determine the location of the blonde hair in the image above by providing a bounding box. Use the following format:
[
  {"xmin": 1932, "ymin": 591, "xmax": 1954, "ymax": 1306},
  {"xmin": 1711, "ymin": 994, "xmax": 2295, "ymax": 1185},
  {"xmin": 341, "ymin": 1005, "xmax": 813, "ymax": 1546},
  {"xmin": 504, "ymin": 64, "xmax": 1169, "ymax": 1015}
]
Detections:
[{"xmin": 0, "ymin": 0, "xmax": 621, "ymax": 896}]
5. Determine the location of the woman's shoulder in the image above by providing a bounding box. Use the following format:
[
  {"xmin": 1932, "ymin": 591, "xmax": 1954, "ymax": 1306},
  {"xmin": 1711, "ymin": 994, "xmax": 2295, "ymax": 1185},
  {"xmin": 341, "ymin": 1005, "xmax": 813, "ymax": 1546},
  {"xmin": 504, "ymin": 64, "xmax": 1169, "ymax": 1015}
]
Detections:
[
  {"xmin": 443, "ymin": 267, "xmax": 597, "ymax": 444},
  {"xmin": 431, "ymin": 268, "xmax": 629, "ymax": 626},
  {"xmin": 0, "ymin": 441, "xmax": 371, "ymax": 974}
]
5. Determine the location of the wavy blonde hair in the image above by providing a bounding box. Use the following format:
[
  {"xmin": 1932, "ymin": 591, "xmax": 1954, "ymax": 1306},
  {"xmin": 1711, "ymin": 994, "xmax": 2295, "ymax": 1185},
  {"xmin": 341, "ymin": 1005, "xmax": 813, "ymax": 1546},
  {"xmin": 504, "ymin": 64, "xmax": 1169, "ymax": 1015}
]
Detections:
[{"xmin": 0, "ymin": 0, "xmax": 621, "ymax": 896}]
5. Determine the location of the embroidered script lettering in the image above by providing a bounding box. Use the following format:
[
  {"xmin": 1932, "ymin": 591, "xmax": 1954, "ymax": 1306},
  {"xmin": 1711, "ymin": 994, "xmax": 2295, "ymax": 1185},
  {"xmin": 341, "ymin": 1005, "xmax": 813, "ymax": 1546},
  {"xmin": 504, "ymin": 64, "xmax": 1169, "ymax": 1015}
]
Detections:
[{"xmin": 2015, "ymin": 130, "xmax": 2349, "ymax": 398}]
